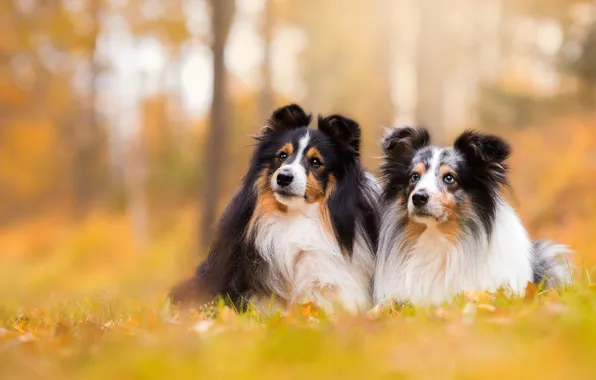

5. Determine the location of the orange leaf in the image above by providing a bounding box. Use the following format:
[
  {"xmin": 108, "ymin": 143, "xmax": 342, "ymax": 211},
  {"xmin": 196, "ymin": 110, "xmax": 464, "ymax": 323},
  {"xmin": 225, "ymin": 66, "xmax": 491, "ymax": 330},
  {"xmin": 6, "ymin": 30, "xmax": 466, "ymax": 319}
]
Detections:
[{"xmin": 524, "ymin": 282, "xmax": 537, "ymax": 301}]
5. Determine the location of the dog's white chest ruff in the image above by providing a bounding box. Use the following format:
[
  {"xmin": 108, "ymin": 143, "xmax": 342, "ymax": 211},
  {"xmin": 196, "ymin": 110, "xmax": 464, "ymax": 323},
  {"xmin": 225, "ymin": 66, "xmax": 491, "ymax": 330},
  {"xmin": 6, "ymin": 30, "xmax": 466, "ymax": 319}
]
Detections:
[
  {"xmin": 374, "ymin": 203, "xmax": 534, "ymax": 305},
  {"xmin": 254, "ymin": 204, "xmax": 372, "ymax": 312}
]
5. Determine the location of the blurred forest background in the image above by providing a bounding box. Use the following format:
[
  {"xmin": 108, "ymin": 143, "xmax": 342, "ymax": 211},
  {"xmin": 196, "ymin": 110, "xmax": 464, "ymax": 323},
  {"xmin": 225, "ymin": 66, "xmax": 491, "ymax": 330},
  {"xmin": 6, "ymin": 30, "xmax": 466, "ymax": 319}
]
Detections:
[{"xmin": 1, "ymin": 0, "xmax": 596, "ymax": 304}]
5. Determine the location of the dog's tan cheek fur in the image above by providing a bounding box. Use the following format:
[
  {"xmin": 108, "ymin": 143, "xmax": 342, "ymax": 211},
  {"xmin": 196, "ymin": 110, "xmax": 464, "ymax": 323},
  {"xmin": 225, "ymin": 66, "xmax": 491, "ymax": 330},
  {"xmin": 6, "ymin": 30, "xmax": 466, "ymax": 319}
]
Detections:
[
  {"xmin": 435, "ymin": 189, "xmax": 463, "ymax": 242},
  {"xmin": 404, "ymin": 221, "xmax": 427, "ymax": 245},
  {"xmin": 248, "ymin": 166, "xmax": 287, "ymax": 236},
  {"xmin": 396, "ymin": 192, "xmax": 407, "ymax": 207},
  {"xmin": 304, "ymin": 172, "xmax": 325, "ymax": 204},
  {"xmin": 319, "ymin": 175, "xmax": 336, "ymax": 238},
  {"xmin": 304, "ymin": 147, "xmax": 326, "ymax": 205}
]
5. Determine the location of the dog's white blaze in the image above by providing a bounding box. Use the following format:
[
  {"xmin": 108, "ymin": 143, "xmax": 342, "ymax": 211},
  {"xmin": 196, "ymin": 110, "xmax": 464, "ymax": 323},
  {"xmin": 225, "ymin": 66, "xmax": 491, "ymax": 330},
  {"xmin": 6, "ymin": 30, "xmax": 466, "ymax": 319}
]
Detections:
[
  {"xmin": 408, "ymin": 148, "xmax": 440, "ymax": 215},
  {"xmin": 256, "ymin": 173, "xmax": 377, "ymax": 313},
  {"xmin": 374, "ymin": 198, "xmax": 533, "ymax": 305},
  {"xmin": 292, "ymin": 131, "xmax": 311, "ymax": 165},
  {"xmin": 273, "ymin": 131, "xmax": 310, "ymax": 209},
  {"xmin": 408, "ymin": 148, "xmax": 445, "ymax": 222},
  {"xmin": 416, "ymin": 148, "xmax": 441, "ymax": 192}
]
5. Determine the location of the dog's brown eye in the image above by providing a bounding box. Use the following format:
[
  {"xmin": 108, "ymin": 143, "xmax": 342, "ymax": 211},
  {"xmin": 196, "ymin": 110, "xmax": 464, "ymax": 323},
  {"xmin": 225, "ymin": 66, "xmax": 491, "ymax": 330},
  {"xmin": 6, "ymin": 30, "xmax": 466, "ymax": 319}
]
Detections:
[
  {"xmin": 279, "ymin": 152, "xmax": 288, "ymax": 160},
  {"xmin": 310, "ymin": 158, "xmax": 322, "ymax": 168}
]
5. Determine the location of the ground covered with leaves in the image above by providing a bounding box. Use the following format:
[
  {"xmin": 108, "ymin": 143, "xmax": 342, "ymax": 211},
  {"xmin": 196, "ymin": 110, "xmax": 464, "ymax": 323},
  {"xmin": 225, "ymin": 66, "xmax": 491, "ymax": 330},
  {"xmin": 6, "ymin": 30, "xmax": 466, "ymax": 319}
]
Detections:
[
  {"xmin": 1, "ymin": 281, "xmax": 596, "ymax": 379},
  {"xmin": 0, "ymin": 212, "xmax": 593, "ymax": 379}
]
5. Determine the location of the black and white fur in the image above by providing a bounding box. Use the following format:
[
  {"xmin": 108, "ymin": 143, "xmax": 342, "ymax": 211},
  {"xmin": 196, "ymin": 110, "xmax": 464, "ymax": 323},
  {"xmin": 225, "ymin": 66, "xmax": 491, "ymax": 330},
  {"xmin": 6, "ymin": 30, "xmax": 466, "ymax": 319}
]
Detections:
[
  {"xmin": 374, "ymin": 127, "xmax": 572, "ymax": 305},
  {"xmin": 172, "ymin": 104, "xmax": 379, "ymax": 313}
]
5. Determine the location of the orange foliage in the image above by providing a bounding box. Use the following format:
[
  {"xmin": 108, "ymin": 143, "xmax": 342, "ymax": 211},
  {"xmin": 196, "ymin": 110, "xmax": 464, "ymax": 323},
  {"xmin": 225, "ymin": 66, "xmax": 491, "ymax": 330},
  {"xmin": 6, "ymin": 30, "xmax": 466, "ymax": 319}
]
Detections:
[
  {"xmin": 509, "ymin": 117, "xmax": 596, "ymax": 267},
  {"xmin": 0, "ymin": 82, "xmax": 27, "ymax": 107},
  {"xmin": 1, "ymin": 117, "xmax": 596, "ymax": 297},
  {"xmin": 0, "ymin": 120, "xmax": 60, "ymax": 202}
]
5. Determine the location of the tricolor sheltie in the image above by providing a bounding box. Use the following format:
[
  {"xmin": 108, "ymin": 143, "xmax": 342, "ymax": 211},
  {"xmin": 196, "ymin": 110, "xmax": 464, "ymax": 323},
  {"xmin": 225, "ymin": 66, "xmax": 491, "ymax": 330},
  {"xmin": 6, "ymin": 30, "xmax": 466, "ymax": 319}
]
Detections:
[
  {"xmin": 171, "ymin": 104, "xmax": 379, "ymax": 313},
  {"xmin": 373, "ymin": 127, "xmax": 572, "ymax": 305}
]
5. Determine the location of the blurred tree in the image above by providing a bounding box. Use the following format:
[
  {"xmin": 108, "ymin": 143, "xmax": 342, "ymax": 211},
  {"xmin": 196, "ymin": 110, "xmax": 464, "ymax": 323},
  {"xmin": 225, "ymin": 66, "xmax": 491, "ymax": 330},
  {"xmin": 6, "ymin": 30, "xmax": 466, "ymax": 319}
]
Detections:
[
  {"xmin": 259, "ymin": 0, "xmax": 274, "ymax": 122},
  {"xmin": 72, "ymin": 0, "xmax": 105, "ymax": 216},
  {"xmin": 201, "ymin": 0, "xmax": 236, "ymax": 247},
  {"xmin": 2, "ymin": 0, "xmax": 595, "ymax": 268},
  {"xmin": 415, "ymin": 0, "xmax": 447, "ymax": 142},
  {"xmin": 0, "ymin": 1, "xmax": 108, "ymax": 220},
  {"xmin": 119, "ymin": 0, "xmax": 192, "ymax": 248},
  {"xmin": 125, "ymin": 0, "xmax": 191, "ymax": 140},
  {"xmin": 566, "ymin": 23, "xmax": 596, "ymax": 108},
  {"xmin": 476, "ymin": 0, "xmax": 590, "ymax": 128},
  {"xmin": 275, "ymin": 0, "xmax": 394, "ymax": 165}
]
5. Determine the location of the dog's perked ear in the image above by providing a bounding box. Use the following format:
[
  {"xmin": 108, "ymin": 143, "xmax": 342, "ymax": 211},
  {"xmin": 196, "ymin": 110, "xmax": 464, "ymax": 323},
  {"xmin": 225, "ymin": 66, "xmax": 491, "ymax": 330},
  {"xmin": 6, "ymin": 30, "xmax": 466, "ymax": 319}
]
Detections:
[
  {"xmin": 453, "ymin": 130, "xmax": 510, "ymax": 164},
  {"xmin": 382, "ymin": 126, "xmax": 430, "ymax": 161},
  {"xmin": 318, "ymin": 114, "xmax": 361, "ymax": 156},
  {"xmin": 259, "ymin": 104, "xmax": 312, "ymax": 136},
  {"xmin": 454, "ymin": 130, "xmax": 511, "ymax": 185},
  {"xmin": 380, "ymin": 127, "xmax": 430, "ymax": 200}
]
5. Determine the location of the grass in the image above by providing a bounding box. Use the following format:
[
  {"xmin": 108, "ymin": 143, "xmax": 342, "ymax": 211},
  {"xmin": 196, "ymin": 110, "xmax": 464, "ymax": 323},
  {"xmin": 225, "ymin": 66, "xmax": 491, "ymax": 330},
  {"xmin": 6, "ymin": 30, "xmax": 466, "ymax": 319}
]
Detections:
[
  {"xmin": 1, "ymin": 213, "xmax": 596, "ymax": 379},
  {"xmin": 2, "ymin": 283, "xmax": 596, "ymax": 379}
]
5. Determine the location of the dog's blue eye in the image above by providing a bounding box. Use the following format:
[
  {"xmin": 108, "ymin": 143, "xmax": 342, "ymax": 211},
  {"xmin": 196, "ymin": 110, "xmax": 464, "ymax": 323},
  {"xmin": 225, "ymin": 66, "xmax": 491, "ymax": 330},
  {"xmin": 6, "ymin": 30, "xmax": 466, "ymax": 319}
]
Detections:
[
  {"xmin": 443, "ymin": 174, "xmax": 456, "ymax": 184},
  {"xmin": 410, "ymin": 173, "xmax": 420, "ymax": 182},
  {"xmin": 310, "ymin": 158, "xmax": 322, "ymax": 168},
  {"xmin": 279, "ymin": 152, "xmax": 288, "ymax": 160}
]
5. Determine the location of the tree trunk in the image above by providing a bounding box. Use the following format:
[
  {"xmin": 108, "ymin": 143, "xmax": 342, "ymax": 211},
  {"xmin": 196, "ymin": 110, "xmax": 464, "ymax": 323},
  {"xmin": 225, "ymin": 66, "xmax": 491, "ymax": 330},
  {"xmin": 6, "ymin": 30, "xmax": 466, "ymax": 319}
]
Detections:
[
  {"xmin": 259, "ymin": 0, "xmax": 274, "ymax": 122},
  {"xmin": 372, "ymin": 0, "xmax": 395, "ymax": 147},
  {"xmin": 126, "ymin": 137, "xmax": 149, "ymax": 250},
  {"xmin": 415, "ymin": 0, "xmax": 446, "ymax": 143},
  {"xmin": 201, "ymin": 0, "xmax": 236, "ymax": 248},
  {"xmin": 73, "ymin": 0, "xmax": 101, "ymax": 216}
]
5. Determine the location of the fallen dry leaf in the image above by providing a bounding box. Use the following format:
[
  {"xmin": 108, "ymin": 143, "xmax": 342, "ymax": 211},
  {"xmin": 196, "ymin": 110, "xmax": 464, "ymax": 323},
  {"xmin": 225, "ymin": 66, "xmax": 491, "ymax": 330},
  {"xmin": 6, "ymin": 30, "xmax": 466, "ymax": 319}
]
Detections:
[
  {"xmin": 477, "ymin": 304, "xmax": 496, "ymax": 312},
  {"xmin": 300, "ymin": 302, "xmax": 319, "ymax": 318},
  {"xmin": 524, "ymin": 282, "xmax": 538, "ymax": 301},
  {"xmin": 464, "ymin": 289, "xmax": 491, "ymax": 303}
]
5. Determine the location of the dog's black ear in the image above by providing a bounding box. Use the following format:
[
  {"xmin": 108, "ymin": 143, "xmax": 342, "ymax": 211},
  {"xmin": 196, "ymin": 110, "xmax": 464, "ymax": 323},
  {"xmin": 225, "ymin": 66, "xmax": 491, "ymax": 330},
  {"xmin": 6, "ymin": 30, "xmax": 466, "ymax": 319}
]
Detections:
[
  {"xmin": 382, "ymin": 126, "xmax": 430, "ymax": 160},
  {"xmin": 379, "ymin": 127, "xmax": 429, "ymax": 200},
  {"xmin": 454, "ymin": 130, "xmax": 511, "ymax": 186},
  {"xmin": 318, "ymin": 114, "xmax": 361, "ymax": 155},
  {"xmin": 259, "ymin": 104, "xmax": 312, "ymax": 136},
  {"xmin": 454, "ymin": 130, "xmax": 510, "ymax": 164}
]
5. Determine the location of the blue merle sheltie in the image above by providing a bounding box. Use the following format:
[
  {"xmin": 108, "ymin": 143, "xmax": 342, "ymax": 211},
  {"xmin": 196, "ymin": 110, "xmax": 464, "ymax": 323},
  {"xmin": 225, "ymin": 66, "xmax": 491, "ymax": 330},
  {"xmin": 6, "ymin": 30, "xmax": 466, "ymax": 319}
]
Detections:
[
  {"xmin": 170, "ymin": 104, "xmax": 379, "ymax": 313},
  {"xmin": 373, "ymin": 127, "xmax": 572, "ymax": 305}
]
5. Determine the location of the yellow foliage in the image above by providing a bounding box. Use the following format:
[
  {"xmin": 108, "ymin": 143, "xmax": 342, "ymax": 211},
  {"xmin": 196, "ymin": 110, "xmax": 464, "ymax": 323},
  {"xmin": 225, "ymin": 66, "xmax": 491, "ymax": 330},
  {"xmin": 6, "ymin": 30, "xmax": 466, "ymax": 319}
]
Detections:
[
  {"xmin": 0, "ymin": 120, "xmax": 59, "ymax": 201},
  {"xmin": 508, "ymin": 117, "xmax": 596, "ymax": 267}
]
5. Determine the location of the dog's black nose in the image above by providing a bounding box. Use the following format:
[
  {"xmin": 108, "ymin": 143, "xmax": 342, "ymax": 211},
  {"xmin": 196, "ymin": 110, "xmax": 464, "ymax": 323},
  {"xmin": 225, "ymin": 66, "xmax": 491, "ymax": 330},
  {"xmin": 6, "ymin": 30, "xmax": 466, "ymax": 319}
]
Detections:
[
  {"xmin": 412, "ymin": 192, "xmax": 429, "ymax": 207},
  {"xmin": 276, "ymin": 172, "xmax": 293, "ymax": 187}
]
